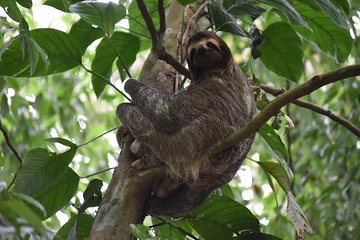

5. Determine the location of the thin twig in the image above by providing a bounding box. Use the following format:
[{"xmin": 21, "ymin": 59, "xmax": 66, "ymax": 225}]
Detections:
[
  {"xmin": 0, "ymin": 119, "xmax": 23, "ymax": 166},
  {"xmin": 80, "ymin": 64, "xmax": 130, "ymax": 101},
  {"xmin": 80, "ymin": 167, "xmax": 116, "ymax": 179},
  {"xmin": 104, "ymin": 36, "xmax": 132, "ymax": 78},
  {"xmin": 260, "ymin": 84, "xmax": 360, "ymax": 138},
  {"xmin": 210, "ymin": 64, "xmax": 360, "ymax": 156},
  {"xmin": 79, "ymin": 127, "xmax": 118, "ymax": 147}
]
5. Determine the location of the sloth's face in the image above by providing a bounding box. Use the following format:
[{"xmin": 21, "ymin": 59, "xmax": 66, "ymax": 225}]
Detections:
[{"xmin": 187, "ymin": 38, "xmax": 225, "ymax": 69}]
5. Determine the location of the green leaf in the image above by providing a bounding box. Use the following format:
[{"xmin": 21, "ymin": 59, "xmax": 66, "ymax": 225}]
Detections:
[
  {"xmin": 0, "ymin": 0, "xmax": 23, "ymax": 22},
  {"xmin": 46, "ymin": 137, "xmax": 77, "ymax": 148},
  {"xmin": 69, "ymin": 1, "xmax": 126, "ymax": 36},
  {"xmin": 298, "ymin": 0, "xmax": 347, "ymax": 27},
  {"xmin": 187, "ymin": 195, "xmax": 260, "ymax": 239},
  {"xmin": 16, "ymin": 147, "xmax": 78, "ymax": 196},
  {"xmin": 257, "ymin": 160, "xmax": 291, "ymax": 192},
  {"xmin": 44, "ymin": 0, "xmax": 70, "ymax": 12},
  {"xmin": 11, "ymin": 192, "xmax": 46, "ymax": 217},
  {"xmin": 0, "ymin": 199, "xmax": 46, "ymax": 235},
  {"xmin": 129, "ymin": 224, "xmax": 152, "ymax": 239},
  {"xmin": 287, "ymin": 192, "xmax": 313, "ymax": 238},
  {"xmin": 54, "ymin": 213, "xmax": 94, "ymax": 240},
  {"xmin": 223, "ymin": 0, "xmax": 265, "ymax": 19},
  {"xmin": 294, "ymin": 4, "xmax": 352, "ymax": 63},
  {"xmin": 259, "ymin": 123, "xmax": 288, "ymax": 163},
  {"xmin": 177, "ymin": 0, "xmax": 199, "ymax": 6},
  {"xmin": 34, "ymin": 167, "xmax": 79, "ymax": 219},
  {"xmin": 209, "ymin": 0, "xmax": 248, "ymax": 37},
  {"xmin": 15, "ymin": 0, "xmax": 32, "ymax": 8},
  {"xmin": 91, "ymin": 32, "xmax": 140, "ymax": 97},
  {"xmin": 259, "ymin": 22, "xmax": 303, "ymax": 81},
  {"xmin": 1, "ymin": 93, "xmax": 9, "ymax": 117},
  {"xmin": 257, "ymin": 0, "xmax": 307, "ymax": 26},
  {"xmin": 0, "ymin": 29, "xmax": 82, "ymax": 77},
  {"xmin": 69, "ymin": 19, "xmax": 103, "ymax": 54},
  {"xmin": 79, "ymin": 179, "xmax": 103, "ymax": 212}
]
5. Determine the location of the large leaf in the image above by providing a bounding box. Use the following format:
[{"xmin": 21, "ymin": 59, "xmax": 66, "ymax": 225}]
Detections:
[
  {"xmin": 0, "ymin": 0, "xmax": 23, "ymax": 22},
  {"xmin": 0, "ymin": 29, "xmax": 82, "ymax": 77},
  {"xmin": 16, "ymin": 0, "xmax": 32, "ymax": 8},
  {"xmin": 294, "ymin": 4, "xmax": 352, "ymax": 63},
  {"xmin": 259, "ymin": 123, "xmax": 288, "ymax": 163},
  {"xmin": 257, "ymin": 160, "xmax": 291, "ymax": 192},
  {"xmin": 44, "ymin": 0, "xmax": 83, "ymax": 12},
  {"xmin": 53, "ymin": 213, "xmax": 94, "ymax": 240},
  {"xmin": 0, "ymin": 199, "xmax": 46, "ymax": 235},
  {"xmin": 16, "ymin": 147, "xmax": 78, "ymax": 196},
  {"xmin": 69, "ymin": 19, "xmax": 103, "ymax": 54},
  {"xmin": 91, "ymin": 32, "xmax": 140, "ymax": 97},
  {"xmin": 223, "ymin": 0, "xmax": 265, "ymax": 20},
  {"xmin": 298, "ymin": 0, "xmax": 347, "ymax": 27},
  {"xmin": 69, "ymin": 1, "xmax": 126, "ymax": 36},
  {"xmin": 187, "ymin": 195, "xmax": 260, "ymax": 239},
  {"xmin": 209, "ymin": 0, "xmax": 248, "ymax": 37},
  {"xmin": 34, "ymin": 167, "xmax": 79, "ymax": 219},
  {"xmin": 259, "ymin": 22, "xmax": 303, "ymax": 81},
  {"xmin": 257, "ymin": 0, "xmax": 307, "ymax": 26}
]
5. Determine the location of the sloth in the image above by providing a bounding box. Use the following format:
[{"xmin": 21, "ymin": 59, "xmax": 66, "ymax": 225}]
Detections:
[{"xmin": 116, "ymin": 31, "xmax": 256, "ymax": 217}]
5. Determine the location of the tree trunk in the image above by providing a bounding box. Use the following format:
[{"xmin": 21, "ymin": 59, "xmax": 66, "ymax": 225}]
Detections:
[{"xmin": 90, "ymin": 1, "xmax": 206, "ymax": 239}]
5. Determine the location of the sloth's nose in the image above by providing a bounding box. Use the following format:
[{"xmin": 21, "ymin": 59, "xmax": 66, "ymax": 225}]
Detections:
[{"xmin": 195, "ymin": 45, "xmax": 210, "ymax": 54}]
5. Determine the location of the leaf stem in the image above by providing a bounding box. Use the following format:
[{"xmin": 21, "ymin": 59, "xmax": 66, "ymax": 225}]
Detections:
[
  {"xmin": 79, "ymin": 126, "xmax": 119, "ymax": 147},
  {"xmin": 80, "ymin": 63, "xmax": 131, "ymax": 101},
  {"xmin": 104, "ymin": 35, "xmax": 132, "ymax": 78},
  {"xmin": 80, "ymin": 167, "xmax": 116, "ymax": 179}
]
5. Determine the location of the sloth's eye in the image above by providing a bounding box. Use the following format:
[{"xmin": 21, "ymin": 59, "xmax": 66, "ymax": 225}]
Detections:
[{"xmin": 207, "ymin": 42, "xmax": 217, "ymax": 49}]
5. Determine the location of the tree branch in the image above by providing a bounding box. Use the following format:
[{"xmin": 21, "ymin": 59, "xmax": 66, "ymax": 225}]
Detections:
[
  {"xmin": 136, "ymin": 0, "xmax": 159, "ymax": 48},
  {"xmin": 260, "ymin": 84, "xmax": 360, "ymax": 138},
  {"xmin": 159, "ymin": 52, "xmax": 192, "ymax": 79},
  {"xmin": 210, "ymin": 64, "xmax": 360, "ymax": 156},
  {"xmin": 158, "ymin": 0, "xmax": 166, "ymax": 34}
]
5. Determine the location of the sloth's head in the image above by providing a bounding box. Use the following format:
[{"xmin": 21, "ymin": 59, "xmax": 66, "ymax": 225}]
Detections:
[{"xmin": 186, "ymin": 31, "xmax": 232, "ymax": 78}]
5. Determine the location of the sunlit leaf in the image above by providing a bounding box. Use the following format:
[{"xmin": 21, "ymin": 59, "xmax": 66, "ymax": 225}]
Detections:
[
  {"xmin": 259, "ymin": 22, "xmax": 303, "ymax": 81},
  {"xmin": 257, "ymin": 160, "xmax": 291, "ymax": 192},
  {"xmin": 259, "ymin": 124, "xmax": 288, "ymax": 163}
]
